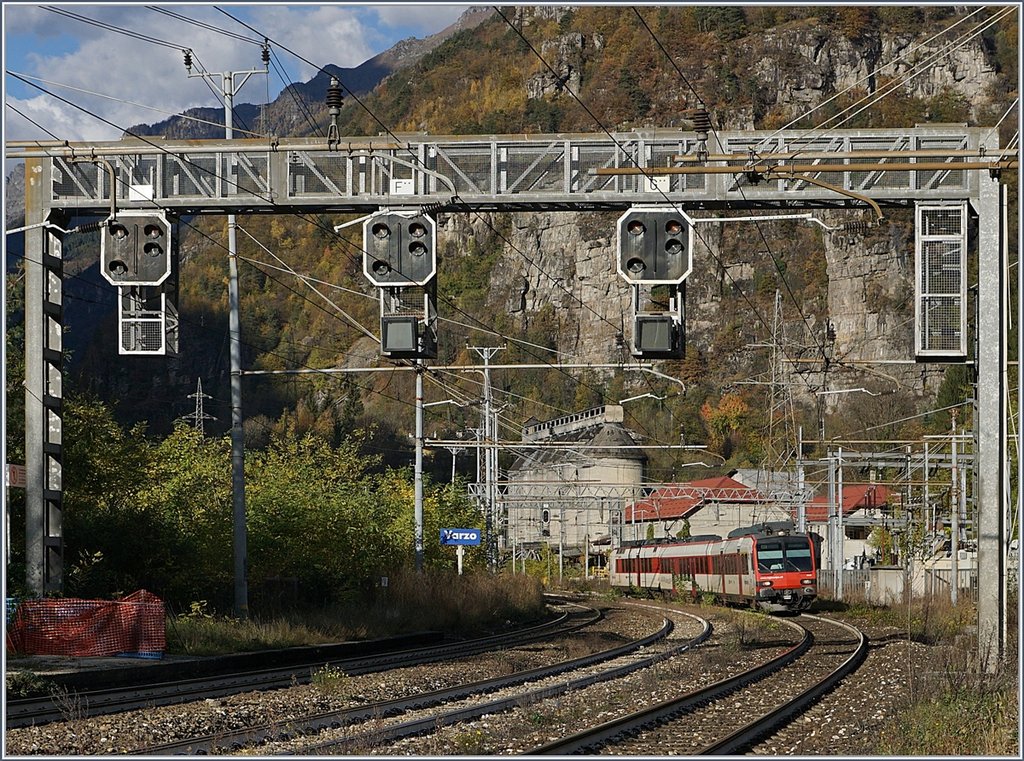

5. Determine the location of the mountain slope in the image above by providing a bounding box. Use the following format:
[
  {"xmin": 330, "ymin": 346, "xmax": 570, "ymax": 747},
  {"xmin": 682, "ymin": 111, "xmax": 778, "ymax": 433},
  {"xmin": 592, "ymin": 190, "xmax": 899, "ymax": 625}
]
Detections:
[{"xmin": 41, "ymin": 6, "xmax": 1017, "ymax": 475}]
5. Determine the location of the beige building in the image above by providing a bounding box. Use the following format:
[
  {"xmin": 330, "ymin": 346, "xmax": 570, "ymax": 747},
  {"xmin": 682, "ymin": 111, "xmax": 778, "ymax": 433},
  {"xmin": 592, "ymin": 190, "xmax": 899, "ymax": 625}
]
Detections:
[{"xmin": 504, "ymin": 405, "xmax": 646, "ymax": 552}]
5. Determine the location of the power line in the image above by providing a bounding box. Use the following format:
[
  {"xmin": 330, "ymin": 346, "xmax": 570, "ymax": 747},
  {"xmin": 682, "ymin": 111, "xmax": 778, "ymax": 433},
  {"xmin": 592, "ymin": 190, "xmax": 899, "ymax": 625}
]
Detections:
[
  {"xmin": 41, "ymin": 5, "xmax": 186, "ymax": 50},
  {"xmin": 143, "ymin": 6, "xmax": 263, "ymax": 46},
  {"xmin": 11, "ymin": 16, "xmax": 861, "ymax": 459},
  {"xmin": 7, "ymin": 71, "xmax": 265, "ymax": 138},
  {"xmin": 266, "ymin": 48, "xmax": 325, "ymax": 138},
  {"xmin": 778, "ymin": 8, "xmax": 1016, "ymax": 157},
  {"xmin": 6, "ymin": 103, "xmax": 63, "ymax": 141},
  {"xmin": 630, "ymin": 8, "xmax": 831, "ymax": 373}
]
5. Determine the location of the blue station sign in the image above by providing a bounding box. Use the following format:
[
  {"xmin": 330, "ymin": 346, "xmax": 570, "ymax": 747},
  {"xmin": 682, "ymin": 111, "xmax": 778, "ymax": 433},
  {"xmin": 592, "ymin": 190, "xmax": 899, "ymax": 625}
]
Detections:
[{"xmin": 440, "ymin": 528, "xmax": 481, "ymax": 546}]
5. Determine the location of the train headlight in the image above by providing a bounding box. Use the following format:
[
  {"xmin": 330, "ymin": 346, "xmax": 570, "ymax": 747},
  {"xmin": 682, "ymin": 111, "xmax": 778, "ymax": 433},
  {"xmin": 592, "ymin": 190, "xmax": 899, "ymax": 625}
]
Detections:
[
  {"xmin": 800, "ymin": 578, "xmax": 815, "ymax": 585},
  {"xmin": 759, "ymin": 580, "xmax": 773, "ymax": 587}
]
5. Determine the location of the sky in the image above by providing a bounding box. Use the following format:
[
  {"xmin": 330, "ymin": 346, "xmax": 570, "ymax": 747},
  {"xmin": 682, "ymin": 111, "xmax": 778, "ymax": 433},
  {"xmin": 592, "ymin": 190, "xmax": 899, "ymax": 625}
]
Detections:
[{"xmin": 3, "ymin": 2, "xmax": 470, "ymax": 144}]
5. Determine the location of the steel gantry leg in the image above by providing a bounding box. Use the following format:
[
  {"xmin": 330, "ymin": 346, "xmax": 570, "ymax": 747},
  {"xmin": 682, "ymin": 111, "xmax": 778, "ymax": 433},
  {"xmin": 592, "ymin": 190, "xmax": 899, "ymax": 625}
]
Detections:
[
  {"xmin": 974, "ymin": 172, "xmax": 1007, "ymax": 672},
  {"xmin": 23, "ymin": 160, "xmax": 65, "ymax": 595}
]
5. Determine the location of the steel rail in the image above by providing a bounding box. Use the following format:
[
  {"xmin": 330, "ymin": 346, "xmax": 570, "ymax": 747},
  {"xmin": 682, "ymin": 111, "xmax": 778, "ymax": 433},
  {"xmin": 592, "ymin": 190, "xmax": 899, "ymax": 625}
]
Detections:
[
  {"xmin": 695, "ymin": 614, "xmax": 868, "ymax": 755},
  {"xmin": 525, "ymin": 614, "xmax": 812, "ymax": 754},
  {"xmin": 278, "ymin": 610, "xmax": 711, "ymax": 756},
  {"xmin": 132, "ymin": 609, "xmax": 686, "ymax": 756},
  {"xmin": 6, "ymin": 607, "xmax": 590, "ymax": 728}
]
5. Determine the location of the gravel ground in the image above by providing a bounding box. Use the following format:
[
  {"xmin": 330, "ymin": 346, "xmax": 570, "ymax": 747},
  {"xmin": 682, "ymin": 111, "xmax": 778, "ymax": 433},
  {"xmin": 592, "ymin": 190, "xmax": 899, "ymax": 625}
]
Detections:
[
  {"xmin": 4, "ymin": 603, "xmax": 662, "ymax": 755},
  {"xmin": 4, "ymin": 602, "xmax": 1014, "ymax": 756}
]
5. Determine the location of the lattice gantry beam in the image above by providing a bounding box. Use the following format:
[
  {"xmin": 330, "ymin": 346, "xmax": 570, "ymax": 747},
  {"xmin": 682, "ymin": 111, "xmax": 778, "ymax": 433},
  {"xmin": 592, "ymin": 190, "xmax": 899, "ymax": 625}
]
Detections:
[{"xmin": 8, "ymin": 128, "xmax": 992, "ymax": 214}]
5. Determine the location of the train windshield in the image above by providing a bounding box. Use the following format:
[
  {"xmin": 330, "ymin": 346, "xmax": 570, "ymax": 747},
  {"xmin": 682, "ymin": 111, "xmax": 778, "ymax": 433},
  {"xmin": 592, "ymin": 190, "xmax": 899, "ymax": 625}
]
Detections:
[{"xmin": 756, "ymin": 538, "xmax": 814, "ymax": 572}]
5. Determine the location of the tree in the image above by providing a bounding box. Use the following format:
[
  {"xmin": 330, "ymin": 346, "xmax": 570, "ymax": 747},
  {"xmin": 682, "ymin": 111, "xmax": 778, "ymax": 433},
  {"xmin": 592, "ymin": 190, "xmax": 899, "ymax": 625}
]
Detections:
[
  {"xmin": 700, "ymin": 392, "xmax": 750, "ymax": 457},
  {"xmin": 62, "ymin": 397, "xmax": 186, "ymax": 600}
]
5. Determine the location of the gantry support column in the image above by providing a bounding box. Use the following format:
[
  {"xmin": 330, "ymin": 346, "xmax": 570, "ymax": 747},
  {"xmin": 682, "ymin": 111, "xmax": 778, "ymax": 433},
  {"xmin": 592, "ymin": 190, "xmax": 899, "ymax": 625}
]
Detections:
[
  {"xmin": 974, "ymin": 171, "xmax": 1006, "ymax": 672},
  {"xmin": 23, "ymin": 158, "xmax": 65, "ymax": 595}
]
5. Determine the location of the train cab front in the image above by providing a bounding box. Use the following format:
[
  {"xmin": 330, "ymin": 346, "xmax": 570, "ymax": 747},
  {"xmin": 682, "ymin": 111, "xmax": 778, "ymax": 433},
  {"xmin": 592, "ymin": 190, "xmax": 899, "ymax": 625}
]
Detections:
[
  {"xmin": 755, "ymin": 573, "xmax": 817, "ymax": 611},
  {"xmin": 753, "ymin": 533, "xmax": 818, "ymax": 611}
]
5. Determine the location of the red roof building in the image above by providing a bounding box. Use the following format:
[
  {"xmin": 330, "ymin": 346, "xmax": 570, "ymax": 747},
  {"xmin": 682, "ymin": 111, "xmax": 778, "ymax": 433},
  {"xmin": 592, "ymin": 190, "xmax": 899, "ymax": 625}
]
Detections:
[
  {"xmin": 624, "ymin": 475, "xmax": 767, "ymax": 523},
  {"xmin": 620, "ymin": 475, "xmax": 795, "ymax": 542},
  {"xmin": 798, "ymin": 483, "xmax": 893, "ymax": 523}
]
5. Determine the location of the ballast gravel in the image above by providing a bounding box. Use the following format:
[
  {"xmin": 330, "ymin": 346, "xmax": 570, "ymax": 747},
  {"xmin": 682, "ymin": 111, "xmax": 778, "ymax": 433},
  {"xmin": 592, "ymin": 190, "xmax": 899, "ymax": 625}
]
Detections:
[{"xmin": 1, "ymin": 603, "xmax": 979, "ymax": 756}]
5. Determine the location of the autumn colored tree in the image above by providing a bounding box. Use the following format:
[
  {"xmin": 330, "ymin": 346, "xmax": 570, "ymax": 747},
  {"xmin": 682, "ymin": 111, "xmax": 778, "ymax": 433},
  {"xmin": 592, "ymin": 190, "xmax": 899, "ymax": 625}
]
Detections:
[{"xmin": 700, "ymin": 392, "xmax": 750, "ymax": 458}]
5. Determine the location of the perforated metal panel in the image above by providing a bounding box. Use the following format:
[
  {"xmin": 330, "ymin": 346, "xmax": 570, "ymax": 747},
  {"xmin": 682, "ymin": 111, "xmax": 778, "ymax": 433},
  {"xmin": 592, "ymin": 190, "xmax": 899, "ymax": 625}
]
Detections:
[
  {"xmin": 118, "ymin": 288, "xmax": 167, "ymax": 355},
  {"xmin": 915, "ymin": 203, "xmax": 967, "ymax": 359}
]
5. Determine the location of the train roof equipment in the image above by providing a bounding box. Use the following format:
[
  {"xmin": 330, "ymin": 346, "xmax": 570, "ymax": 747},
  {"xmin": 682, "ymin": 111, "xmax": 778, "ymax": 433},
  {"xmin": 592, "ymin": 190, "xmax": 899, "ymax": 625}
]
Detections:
[{"xmin": 726, "ymin": 521, "xmax": 799, "ymax": 539}]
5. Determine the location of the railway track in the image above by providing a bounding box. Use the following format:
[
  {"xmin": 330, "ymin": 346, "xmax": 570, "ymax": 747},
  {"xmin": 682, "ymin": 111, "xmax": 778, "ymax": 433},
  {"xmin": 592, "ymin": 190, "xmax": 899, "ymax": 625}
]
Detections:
[
  {"xmin": 525, "ymin": 613, "xmax": 866, "ymax": 755},
  {"xmin": 132, "ymin": 603, "xmax": 696, "ymax": 755},
  {"xmin": 6, "ymin": 602, "xmax": 595, "ymax": 729},
  {"xmin": 8, "ymin": 604, "xmax": 867, "ymax": 756},
  {"xmin": 246, "ymin": 602, "xmax": 708, "ymax": 757}
]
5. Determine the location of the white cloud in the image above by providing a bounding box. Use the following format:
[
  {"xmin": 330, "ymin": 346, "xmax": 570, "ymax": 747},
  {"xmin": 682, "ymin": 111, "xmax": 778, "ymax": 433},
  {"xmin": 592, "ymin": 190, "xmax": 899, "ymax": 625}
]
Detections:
[
  {"xmin": 4, "ymin": 4, "xmax": 467, "ymax": 143},
  {"xmin": 370, "ymin": 3, "xmax": 469, "ymax": 34},
  {"xmin": 248, "ymin": 5, "xmax": 375, "ymax": 76}
]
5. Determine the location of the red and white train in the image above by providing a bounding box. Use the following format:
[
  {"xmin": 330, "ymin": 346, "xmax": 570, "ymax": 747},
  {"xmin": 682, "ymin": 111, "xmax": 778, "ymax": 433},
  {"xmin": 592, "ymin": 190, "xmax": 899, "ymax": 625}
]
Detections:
[{"xmin": 608, "ymin": 521, "xmax": 820, "ymax": 612}]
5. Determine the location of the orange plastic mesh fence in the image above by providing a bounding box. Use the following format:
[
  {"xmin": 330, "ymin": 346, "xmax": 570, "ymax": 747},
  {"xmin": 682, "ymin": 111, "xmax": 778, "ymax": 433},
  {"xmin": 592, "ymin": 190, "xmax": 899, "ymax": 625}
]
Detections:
[{"xmin": 7, "ymin": 590, "xmax": 165, "ymax": 658}]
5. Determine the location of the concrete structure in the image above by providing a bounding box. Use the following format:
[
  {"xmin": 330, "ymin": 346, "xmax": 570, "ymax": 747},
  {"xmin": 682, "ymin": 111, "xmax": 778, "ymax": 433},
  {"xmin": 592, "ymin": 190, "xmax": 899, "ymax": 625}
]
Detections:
[{"xmin": 505, "ymin": 405, "xmax": 645, "ymax": 551}]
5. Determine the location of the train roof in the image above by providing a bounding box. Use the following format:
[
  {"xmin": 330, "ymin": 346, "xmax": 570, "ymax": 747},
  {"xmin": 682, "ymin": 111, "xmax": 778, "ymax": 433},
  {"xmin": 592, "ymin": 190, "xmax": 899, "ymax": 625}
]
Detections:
[
  {"xmin": 610, "ymin": 532, "xmax": 724, "ymax": 548},
  {"xmin": 617, "ymin": 534, "xmax": 722, "ymax": 549},
  {"xmin": 726, "ymin": 520, "xmax": 801, "ymax": 539}
]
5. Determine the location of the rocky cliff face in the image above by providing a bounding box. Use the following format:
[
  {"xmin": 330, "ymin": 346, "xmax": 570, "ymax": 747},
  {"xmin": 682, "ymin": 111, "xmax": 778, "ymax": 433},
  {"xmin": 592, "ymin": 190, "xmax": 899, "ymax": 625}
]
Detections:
[
  {"xmin": 729, "ymin": 24, "xmax": 999, "ymax": 127},
  {"xmin": 442, "ymin": 210, "xmax": 631, "ymax": 364},
  {"xmin": 439, "ymin": 19, "xmax": 998, "ymax": 403},
  {"xmin": 5, "ymin": 163, "xmax": 26, "ymax": 230}
]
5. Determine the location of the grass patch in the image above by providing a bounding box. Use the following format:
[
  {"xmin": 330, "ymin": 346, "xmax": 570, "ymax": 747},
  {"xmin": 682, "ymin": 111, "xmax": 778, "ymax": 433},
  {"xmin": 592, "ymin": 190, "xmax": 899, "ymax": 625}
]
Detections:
[
  {"xmin": 875, "ymin": 683, "xmax": 1018, "ymax": 755},
  {"xmin": 840, "ymin": 591, "xmax": 1020, "ymax": 756},
  {"xmin": 166, "ymin": 570, "xmax": 545, "ymax": 655},
  {"xmin": 5, "ymin": 670, "xmax": 50, "ymax": 698},
  {"xmin": 816, "ymin": 593, "xmax": 977, "ymax": 645},
  {"xmin": 310, "ymin": 664, "xmax": 350, "ymax": 696}
]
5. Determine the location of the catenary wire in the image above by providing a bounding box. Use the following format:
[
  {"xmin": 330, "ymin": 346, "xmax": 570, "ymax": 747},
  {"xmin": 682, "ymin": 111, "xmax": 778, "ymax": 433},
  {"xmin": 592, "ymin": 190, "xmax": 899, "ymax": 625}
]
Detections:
[
  {"xmin": 144, "ymin": 5, "xmax": 264, "ymax": 46},
  {"xmin": 630, "ymin": 7, "xmax": 832, "ymax": 371},
  {"xmin": 41, "ymin": 5, "xmax": 186, "ymax": 50},
  {"xmin": 6, "ymin": 71, "xmax": 266, "ymax": 138}
]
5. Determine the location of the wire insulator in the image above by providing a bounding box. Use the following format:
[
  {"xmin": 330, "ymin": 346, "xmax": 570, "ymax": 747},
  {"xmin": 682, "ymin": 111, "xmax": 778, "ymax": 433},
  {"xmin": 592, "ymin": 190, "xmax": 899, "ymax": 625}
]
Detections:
[
  {"xmin": 183, "ymin": 50, "xmax": 192, "ymax": 70},
  {"xmin": 261, "ymin": 44, "xmax": 270, "ymax": 66},
  {"xmin": 70, "ymin": 220, "xmax": 106, "ymax": 235},
  {"xmin": 841, "ymin": 221, "xmax": 870, "ymax": 234},
  {"xmin": 326, "ymin": 77, "xmax": 344, "ymax": 110},
  {"xmin": 691, "ymin": 108, "xmax": 712, "ymax": 134}
]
